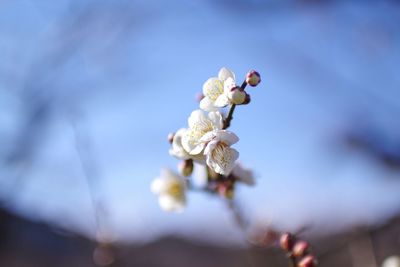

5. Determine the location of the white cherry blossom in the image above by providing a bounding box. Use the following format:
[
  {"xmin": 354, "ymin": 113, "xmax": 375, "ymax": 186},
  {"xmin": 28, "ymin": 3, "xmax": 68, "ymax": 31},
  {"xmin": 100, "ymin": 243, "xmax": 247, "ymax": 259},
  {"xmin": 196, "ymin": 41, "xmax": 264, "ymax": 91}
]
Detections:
[
  {"xmin": 201, "ymin": 130, "xmax": 239, "ymax": 175},
  {"xmin": 169, "ymin": 128, "xmax": 205, "ymax": 163},
  {"xmin": 181, "ymin": 110, "xmax": 223, "ymax": 155},
  {"xmin": 151, "ymin": 169, "xmax": 186, "ymax": 212},
  {"xmin": 200, "ymin": 67, "xmax": 237, "ymax": 111}
]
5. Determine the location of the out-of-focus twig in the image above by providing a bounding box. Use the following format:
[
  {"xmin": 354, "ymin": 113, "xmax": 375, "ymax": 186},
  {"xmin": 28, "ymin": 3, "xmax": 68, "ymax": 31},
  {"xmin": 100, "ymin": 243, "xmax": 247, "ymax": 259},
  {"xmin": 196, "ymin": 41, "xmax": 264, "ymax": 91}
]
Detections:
[{"xmin": 70, "ymin": 117, "xmax": 116, "ymax": 266}]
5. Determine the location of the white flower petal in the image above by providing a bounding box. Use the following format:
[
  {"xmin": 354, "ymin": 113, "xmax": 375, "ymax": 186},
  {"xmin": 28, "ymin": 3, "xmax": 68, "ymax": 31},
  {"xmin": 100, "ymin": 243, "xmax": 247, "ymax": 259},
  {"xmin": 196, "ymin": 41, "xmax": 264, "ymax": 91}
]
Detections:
[
  {"xmin": 183, "ymin": 110, "xmax": 223, "ymax": 155},
  {"xmin": 202, "ymin": 77, "xmax": 224, "ymax": 101},
  {"xmin": 218, "ymin": 147, "xmax": 239, "ymax": 175},
  {"xmin": 169, "ymin": 128, "xmax": 191, "ymax": 160},
  {"xmin": 199, "ymin": 131, "xmax": 217, "ymax": 144},
  {"xmin": 199, "ymin": 97, "xmax": 218, "ymax": 111},
  {"xmin": 200, "ymin": 130, "xmax": 239, "ymax": 146},
  {"xmin": 152, "ymin": 169, "xmax": 185, "ymax": 194},
  {"xmin": 223, "ymin": 77, "xmax": 237, "ymax": 94},
  {"xmin": 207, "ymin": 111, "xmax": 223, "ymax": 130},
  {"xmin": 218, "ymin": 67, "xmax": 235, "ymax": 82},
  {"xmin": 203, "ymin": 139, "xmax": 219, "ymax": 155},
  {"xmin": 181, "ymin": 129, "xmax": 206, "ymax": 155},
  {"xmin": 159, "ymin": 194, "xmax": 185, "ymax": 213},
  {"xmin": 205, "ymin": 143, "xmax": 239, "ymax": 175},
  {"xmin": 214, "ymin": 94, "xmax": 230, "ymax": 107},
  {"xmin": 189, "ymin": 142, "xmax": 206, "ymax": 155},
  {"xmin": 150, "ymin": 178, "xmax": 163, "ymax": 194},
  {"xmin": 188, "ymin": 109, "xmax": 207, "ymax": 129},
  {"xmin": 216, "ymin": 130, "xmax": 239, "ymax": 145},
  {"xmin": 151, "ymin": 169, "xmax": 187, "ymax": 212}
]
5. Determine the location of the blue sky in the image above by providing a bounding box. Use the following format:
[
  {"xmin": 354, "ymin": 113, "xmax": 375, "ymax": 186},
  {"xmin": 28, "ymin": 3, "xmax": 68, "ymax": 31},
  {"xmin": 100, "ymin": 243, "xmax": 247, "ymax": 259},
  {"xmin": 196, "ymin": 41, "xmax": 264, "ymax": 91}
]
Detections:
[{"xmin": 0, "ymin": 0, "xmax": 400, "ymax": 244}]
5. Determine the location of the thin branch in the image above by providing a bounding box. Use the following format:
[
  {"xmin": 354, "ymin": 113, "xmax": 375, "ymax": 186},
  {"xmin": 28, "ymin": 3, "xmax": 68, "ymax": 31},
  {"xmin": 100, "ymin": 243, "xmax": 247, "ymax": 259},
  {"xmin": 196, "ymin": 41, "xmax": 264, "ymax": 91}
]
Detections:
[
  {"xmin": 71, "ymin": 121, "xmax": 103, "ymax": 239},
  {"xmin": 223, "ymin": 104, "xmax": 236, "ymax": 129},
  {"xmin": 288, "ymin": 254, "xmax": 296, "ymax": 267}
]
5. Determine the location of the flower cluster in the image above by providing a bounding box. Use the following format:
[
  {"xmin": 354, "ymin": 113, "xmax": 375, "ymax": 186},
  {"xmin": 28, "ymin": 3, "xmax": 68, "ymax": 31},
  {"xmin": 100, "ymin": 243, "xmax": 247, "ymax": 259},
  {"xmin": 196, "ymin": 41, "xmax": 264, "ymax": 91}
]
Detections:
[
  {"xmin": 280, "ymin": 233, "xmax": 318, "ymax": 267},
  {"xmin": 152, "ymin": 67, "xmax": 261, "ymax": 212}
]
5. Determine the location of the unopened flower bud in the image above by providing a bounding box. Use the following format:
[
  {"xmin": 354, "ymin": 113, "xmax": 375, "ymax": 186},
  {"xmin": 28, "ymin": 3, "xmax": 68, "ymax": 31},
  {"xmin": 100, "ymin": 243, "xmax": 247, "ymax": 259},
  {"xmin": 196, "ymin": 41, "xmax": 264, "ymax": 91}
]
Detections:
[
  {"xmin": 178, "ymin": 159, "xmax": 193, "ymax": 177},
  {"xmin": 298, "ymin": 255, "xmax": 317, "ymax": 267},
  {"xmin": 280, "ymin": 233, "xmax": 294, "ymax": 251},
  {"xmin": 293, "ymin": 241, "xmax": 310, "ymax": 257},
  {"xmin": 167, "ymin": 133, "xmax": 175, "ymax": 144},
  {"xmin": 246, "ymin": 70, "xmax": 261, "ymax": 87},
  {"xmin": 227, "ymin": 87, "xmax": 246, "ymax": 105}
]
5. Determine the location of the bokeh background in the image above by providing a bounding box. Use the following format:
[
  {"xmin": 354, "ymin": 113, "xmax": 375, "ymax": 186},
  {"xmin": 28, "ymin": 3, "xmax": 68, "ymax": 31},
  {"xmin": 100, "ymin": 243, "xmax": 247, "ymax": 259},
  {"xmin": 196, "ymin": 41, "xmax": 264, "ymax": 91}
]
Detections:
[{"xmin": 0, "ymin": 0, "xmax": 400, "ymax": 266}]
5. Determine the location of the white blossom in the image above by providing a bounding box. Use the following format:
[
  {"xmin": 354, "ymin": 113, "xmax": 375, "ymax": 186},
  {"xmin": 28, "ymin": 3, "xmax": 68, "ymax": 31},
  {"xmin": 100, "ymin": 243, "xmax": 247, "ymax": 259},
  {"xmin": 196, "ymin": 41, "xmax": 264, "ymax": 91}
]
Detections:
[
  {"xmin": 151, "ymin": 169, "xmax": 186, "ymax": 212},
  {"xmin": 232, "ymin": 163, "xmax": 255, "ymax": 186},
  {"xmin": 201, "ymin": 130, "xmax": 239, "ymax": 175},
  {"xmin": 200, "ymin": 67, "xmax": 237, "ymax": 111},
  {"xmin": 169, "ymin": 128, "xmax": 205, "ymax": 163},
  {"xmin": 181, "ymin": 109, "xmax": 223, "ymax": 155}
]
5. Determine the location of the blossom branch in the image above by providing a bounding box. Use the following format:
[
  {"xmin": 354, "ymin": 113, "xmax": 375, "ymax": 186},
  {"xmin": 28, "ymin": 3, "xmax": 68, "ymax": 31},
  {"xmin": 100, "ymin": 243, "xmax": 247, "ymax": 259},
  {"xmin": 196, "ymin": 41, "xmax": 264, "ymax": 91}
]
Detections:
[
  {"xmin": 223, "ymin": 104, "xmax": 236, "ymax": 129},
  {"xmin": 155, "ymin": 67, "xmax": 260, "ymax": 212}
]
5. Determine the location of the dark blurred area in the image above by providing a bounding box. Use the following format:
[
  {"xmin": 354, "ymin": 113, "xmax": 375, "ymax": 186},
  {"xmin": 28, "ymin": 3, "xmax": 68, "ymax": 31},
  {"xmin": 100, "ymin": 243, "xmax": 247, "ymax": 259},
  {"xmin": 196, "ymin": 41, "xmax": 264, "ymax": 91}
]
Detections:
[{"xmin": 0, "ymin": 206, "xmax": 399, "ymax": 267}]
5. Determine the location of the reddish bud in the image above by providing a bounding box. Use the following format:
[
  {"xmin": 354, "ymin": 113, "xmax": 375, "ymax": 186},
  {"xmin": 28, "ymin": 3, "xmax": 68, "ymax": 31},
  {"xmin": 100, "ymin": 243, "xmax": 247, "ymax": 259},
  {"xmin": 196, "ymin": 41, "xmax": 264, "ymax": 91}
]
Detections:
[
  {"xmin": 167, "ymin": 132, "xmax": 175, "ymax": 144},
  {"xmin": 228, "ymin": 87, "xmax": 246, "ymax": 105},
  {"xmin": 280, "ymin": 233, "xmax": 294, "ymax": 251},
  {"xmin": 246, "ymin": 70, "xmax": 261, "ymax": 87},
  {"xmin": 293, "ymin": 241, "xmax": 310, "ymax": 257},
  {"xmin": 298, "ymin": 255, "xmax": 317, "ymax": 267}
]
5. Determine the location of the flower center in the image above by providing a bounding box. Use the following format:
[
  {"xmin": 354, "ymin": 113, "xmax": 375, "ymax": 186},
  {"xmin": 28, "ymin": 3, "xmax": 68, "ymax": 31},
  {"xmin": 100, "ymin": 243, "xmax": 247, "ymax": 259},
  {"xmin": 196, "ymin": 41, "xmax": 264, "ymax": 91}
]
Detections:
[
  {"xmin": 188, "ymin": 120, "xmax": 215, "ymax": 146},
  {"xmin": 167, "ymin": 181, "xmax": 184, "ymax": 199},
  {"xmin": 212, "ymin": 142, "xmax": 232, "ymax": 170},
  {"xmin": 204, "ymin": 79, "xmax": 223, "ymax": 101}
]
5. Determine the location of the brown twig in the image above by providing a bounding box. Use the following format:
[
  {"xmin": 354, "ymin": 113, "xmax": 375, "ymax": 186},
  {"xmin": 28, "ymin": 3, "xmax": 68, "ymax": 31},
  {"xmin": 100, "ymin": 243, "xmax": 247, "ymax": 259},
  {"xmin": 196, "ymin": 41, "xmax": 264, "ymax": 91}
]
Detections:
[
  {"xmin": 289, "ymin": 254, "xmax": 297, "ymax": 267},
  {"xmin": 223, "ymin": 104, "xmax": 236, "ymax": 129}
]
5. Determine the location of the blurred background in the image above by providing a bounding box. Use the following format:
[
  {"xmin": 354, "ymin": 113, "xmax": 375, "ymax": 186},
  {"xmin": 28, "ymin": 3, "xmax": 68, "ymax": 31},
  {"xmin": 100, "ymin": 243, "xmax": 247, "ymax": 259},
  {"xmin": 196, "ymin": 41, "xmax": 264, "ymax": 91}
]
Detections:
[{"xmin": 0, "ymin": 0, "xmax": 400, "ymax": 266}]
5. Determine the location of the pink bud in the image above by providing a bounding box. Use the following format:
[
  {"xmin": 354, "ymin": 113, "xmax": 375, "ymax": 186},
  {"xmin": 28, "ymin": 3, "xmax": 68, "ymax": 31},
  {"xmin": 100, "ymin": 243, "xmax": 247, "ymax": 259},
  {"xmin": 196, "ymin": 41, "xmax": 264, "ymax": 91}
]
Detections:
[
  {"xmin": 293, "ymin": 241, "xmax": 310, "ymax": 257},
  {"xmin": 298, "ymin": 255, "xmax": 317, "ymax": 267},
  {"xmin": 280, "ymin": 233, "xmax": 294, "ymax": 251},
  {"xmin": 228, "ymin": 87, "xmax": 246, "ymax": 105},
  {"xmin": 246, "ymin": 70, "xmax": 261, "ymax": 87}
]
